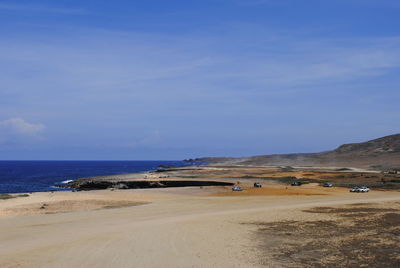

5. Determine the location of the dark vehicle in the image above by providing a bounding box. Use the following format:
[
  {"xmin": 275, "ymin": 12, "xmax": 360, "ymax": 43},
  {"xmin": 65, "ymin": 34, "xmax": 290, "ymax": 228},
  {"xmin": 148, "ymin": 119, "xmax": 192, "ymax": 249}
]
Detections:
[
  {"xmin": 254, "ymin": 182, "xmax": 262, "ymax": 188},
  {"xmin": 291, "ymin": 181, "xmax": 303, "ymax": 186},
  {"xmin": 323, "ymin": 183, "xmax": 333, "ymax": 187}
]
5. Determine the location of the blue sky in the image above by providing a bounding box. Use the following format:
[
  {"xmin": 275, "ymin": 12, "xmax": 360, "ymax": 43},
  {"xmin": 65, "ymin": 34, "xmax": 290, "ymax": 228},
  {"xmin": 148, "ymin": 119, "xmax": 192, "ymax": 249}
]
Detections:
[{"xmin": 0, "ymin": 0, "xmax": 399, "ymax": 160}]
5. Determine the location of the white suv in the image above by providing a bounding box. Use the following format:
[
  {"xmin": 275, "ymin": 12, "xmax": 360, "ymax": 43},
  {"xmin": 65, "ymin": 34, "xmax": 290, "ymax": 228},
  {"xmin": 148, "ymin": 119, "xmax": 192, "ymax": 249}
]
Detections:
[{"xmin": 358, "ymin": 186, "xmax": 370, "ymax": 192}]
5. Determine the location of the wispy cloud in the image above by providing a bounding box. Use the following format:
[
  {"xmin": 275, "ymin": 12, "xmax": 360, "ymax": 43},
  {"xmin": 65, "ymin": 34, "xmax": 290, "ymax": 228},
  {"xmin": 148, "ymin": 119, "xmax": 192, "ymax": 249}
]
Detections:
[
  {"xmin": 220, "ymin": 37, "xmax": 400, "ymax": 88},
  {"xmin": 0, "ymin": 3, "xmax": 87, "ymax": 14},
  {"xmin": 0, "ymin": 25, "xmax": 399, "ymax": 157},
  {"xmin": 1, "ymin": 28, "xmax": 400, "ymax": 118},
  {"xmin": 3, "ymin": 28, "xmax": 399, "ymax": 92}
]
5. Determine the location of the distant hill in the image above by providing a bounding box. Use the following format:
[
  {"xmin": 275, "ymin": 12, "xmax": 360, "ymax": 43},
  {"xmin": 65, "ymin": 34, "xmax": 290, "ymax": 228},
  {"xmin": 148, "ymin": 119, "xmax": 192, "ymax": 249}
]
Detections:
[{"xmin": 196, "ymin": 134, "xmax": 400, "ymax": 170}]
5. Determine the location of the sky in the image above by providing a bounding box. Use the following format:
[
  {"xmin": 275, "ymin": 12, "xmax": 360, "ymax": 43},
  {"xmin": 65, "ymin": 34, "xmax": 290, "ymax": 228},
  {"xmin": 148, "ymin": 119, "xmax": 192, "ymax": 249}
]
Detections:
[{"xmin": 0, "ymin": 0, "xmax": 400, "ymax": 160}]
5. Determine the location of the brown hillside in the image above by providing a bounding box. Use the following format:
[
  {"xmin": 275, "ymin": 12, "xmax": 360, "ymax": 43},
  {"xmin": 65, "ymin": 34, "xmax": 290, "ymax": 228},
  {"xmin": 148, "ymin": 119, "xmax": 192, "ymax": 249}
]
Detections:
[{"xmin": 196, "ymin": 134, "xmax": 400, "ymax": 170}]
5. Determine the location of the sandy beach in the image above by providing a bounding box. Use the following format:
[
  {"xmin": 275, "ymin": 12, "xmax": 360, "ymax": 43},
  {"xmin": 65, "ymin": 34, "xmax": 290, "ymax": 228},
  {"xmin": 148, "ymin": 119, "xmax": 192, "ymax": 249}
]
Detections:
[{"xmin": 1, "ymin": 178, "xmax": 399, "ymax": 267}]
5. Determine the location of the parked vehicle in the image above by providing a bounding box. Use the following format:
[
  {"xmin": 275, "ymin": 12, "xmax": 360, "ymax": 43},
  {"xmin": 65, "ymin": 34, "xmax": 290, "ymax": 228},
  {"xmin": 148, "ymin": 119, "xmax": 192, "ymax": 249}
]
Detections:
[
  {"xmin": 232, "ymin": 186, "xmax": 243, "ymax": 191},
  {"xmin": 359, "ymin": 186, "xmax": 370, "ymax": 192},
  {"xmin": 323, "ymin": 183, "xmax": 333, "ymax": 187},
  {"xmin": 350, "ymin": 186, "xmax": 370, "ymax": 193},
  {"xmin": 291, "ymin": 181, "xmax": 303, "ymax": 186},
  {"xmin": 254, "ymin": 182, "xmax": 262, "ymax": 188}
]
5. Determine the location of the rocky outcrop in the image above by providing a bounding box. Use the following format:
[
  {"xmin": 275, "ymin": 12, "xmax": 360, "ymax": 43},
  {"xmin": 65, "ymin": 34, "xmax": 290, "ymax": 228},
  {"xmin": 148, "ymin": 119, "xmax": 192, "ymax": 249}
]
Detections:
[{"xmin": 67, "ymin": 180, "xmax": 234, "ymax": 191}]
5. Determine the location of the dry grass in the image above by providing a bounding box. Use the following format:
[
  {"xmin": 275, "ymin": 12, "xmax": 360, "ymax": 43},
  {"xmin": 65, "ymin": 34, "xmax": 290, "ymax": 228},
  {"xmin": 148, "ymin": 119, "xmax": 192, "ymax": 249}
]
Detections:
[
  {"xmin": 0, "ymin": 194, "xmax": 29, "ymax": 200},
  {"xmin": 246, "ymin": 203, "xmax": 400, "ymax": 267}
]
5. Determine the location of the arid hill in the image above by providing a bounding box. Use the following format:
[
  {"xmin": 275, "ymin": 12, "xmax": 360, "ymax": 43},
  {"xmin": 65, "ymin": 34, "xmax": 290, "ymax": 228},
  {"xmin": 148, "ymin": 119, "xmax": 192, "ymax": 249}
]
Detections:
[{"xmin": 196, "ymin": 134, "xmax": 400, "ymax": 170}]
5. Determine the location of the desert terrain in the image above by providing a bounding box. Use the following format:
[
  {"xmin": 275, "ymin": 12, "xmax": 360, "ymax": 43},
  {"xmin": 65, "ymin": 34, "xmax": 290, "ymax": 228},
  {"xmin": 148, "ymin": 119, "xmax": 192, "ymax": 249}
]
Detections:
[{"xmin": 1, "ymin": 165, "xmax": 400, "ymax": 268}]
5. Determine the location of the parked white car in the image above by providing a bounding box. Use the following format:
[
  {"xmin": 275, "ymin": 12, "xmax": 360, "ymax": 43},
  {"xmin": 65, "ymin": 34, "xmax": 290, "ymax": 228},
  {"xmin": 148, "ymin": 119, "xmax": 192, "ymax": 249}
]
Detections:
[
  {"xmin": 350, "ymin": 186, "xmax": 370, "ymax": 193},
  {"xmin": 232, "ymin": 186, "xmax": 243, "ymax": 191}
]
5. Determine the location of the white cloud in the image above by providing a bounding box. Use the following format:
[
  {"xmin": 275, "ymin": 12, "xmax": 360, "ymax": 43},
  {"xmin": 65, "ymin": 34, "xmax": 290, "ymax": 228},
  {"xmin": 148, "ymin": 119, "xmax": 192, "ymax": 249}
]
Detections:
[{"xmin": 0, "ymin": 118, "xmax": 45, "ymax": 143}]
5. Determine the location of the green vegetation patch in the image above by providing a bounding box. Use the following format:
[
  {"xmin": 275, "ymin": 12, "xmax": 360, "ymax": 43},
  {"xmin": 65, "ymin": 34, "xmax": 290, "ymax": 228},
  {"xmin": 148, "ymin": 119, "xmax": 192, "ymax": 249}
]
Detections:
[
  {"xmin": 335, "ymin": 168, "xmax": 352, "ymax": 171},
  {"xmin": 0, "ymin": 193, "xmax": 29, "ymax": 200},
  {"xmin": 262, "ymin": 176, "xmax": 318, "ymax": 185},
  {"xmin": 0, "ymin": 194, "xmax": 14, "ymax": 200},
  {"xmin": 280, "ymin": 166, "xmax": 295, "ymax": 172}
]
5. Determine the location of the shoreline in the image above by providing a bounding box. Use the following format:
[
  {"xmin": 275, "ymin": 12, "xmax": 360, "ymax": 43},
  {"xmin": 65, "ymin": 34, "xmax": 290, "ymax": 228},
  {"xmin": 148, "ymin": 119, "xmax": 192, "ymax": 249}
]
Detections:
[
  {"xmin": 0, "ymin": 160, "xmax": 197, "ymax": 195},
  {"xmin": 1, "ymin": 164, "xmax": 400, "ymax": 267},
  {"xmin": 0, "ymin": 163, "xmax": 388, "ymax": 195}
]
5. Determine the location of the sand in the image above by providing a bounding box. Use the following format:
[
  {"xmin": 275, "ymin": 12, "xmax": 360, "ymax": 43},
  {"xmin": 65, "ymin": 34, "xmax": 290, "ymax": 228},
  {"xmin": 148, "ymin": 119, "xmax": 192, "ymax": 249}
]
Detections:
[{"xmin": 0, "ymin": 183, "xmax": 399, "ymax": 267}]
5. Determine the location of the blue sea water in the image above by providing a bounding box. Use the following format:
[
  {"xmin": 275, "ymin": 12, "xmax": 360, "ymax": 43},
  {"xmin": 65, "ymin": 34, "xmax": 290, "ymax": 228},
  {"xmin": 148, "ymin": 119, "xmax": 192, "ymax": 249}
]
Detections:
[{"xmin": 0, "ymin": 161, "xmax": 194, "ymax": 194}]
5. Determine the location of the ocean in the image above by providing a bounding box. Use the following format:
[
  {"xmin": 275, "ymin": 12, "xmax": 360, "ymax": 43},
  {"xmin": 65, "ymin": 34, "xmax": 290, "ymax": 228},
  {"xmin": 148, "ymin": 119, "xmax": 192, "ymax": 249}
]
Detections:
[{"xmin": 0, "ymin": 161, "xmax": 194, "ymax": 194}]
